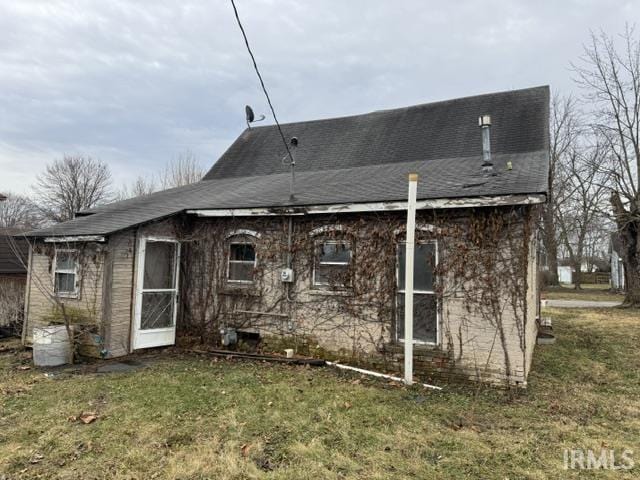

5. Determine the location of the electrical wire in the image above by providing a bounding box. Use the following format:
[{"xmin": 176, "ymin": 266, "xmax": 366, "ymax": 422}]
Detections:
[{"xmin": 229, "ymin": 0, "xmax": 295, "ymax": 165}]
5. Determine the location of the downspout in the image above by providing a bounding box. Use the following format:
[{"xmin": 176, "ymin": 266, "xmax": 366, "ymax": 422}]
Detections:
[{"xmin": 285, "ymin": 216, "xmax": 295, "ymax": 332}]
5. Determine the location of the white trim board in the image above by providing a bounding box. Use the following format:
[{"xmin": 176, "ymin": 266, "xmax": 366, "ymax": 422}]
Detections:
[
  {"xmin": 187, "ymin": 194, "xmax": 545, "ymax": 217},
  {"xmin": 44, "ymin": 235, "xmax": 106, "ymax": 243}
]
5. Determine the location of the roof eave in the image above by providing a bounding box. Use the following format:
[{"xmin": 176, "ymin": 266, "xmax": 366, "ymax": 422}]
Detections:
[{"xmin": 188, "ymin": 193, "xmax": 546, "ymax": 217}]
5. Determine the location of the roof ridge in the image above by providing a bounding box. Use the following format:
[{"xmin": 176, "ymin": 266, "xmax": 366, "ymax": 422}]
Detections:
[{"xmin": 243, "ymin": 85, "xmax": 550, "ymax": 130}]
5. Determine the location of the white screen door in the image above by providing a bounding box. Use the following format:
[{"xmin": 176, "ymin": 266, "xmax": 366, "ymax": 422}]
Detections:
[{"xmin": 132, "ymin": 237, "xmax": 180, "ymax": 349}]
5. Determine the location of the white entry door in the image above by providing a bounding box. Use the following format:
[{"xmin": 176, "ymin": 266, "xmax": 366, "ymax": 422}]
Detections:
[{"xmin": 132, "ymin": 237, "xmax": 180, "ymax": 349}]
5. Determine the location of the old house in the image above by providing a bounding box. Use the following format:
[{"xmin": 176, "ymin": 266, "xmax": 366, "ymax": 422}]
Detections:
[{"xmin": 23, "ymin": 86, "xmax": 549, "ymax": 386}]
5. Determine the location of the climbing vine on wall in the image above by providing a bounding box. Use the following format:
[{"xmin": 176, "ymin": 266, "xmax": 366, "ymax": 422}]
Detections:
[{"xmin": 173, "ymin": 205, "xmax": 538, "ymax": 384}]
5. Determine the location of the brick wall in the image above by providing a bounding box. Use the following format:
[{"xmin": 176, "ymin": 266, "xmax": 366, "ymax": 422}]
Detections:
[
  {"xmin": 23, "ymin": 206, "xmax": 539, "ymax": 386},
  {"xmin": 176, "ymin": 208, "xmax": 537, "ymax": 386}
]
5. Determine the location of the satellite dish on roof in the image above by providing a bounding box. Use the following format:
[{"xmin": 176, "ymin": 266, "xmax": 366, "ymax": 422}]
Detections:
[
  {"xmin": 245, "ymin": 105, "xmax": 265, "ymax": 129},
  {"xmin": 245, "ymin": 105, "xmax": 255, "ymax": 123}
]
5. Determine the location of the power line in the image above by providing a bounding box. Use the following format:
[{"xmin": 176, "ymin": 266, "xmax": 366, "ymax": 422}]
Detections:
[{"xmin": 229, "ymin": 0, "xmax": 295, "ymax": 165}]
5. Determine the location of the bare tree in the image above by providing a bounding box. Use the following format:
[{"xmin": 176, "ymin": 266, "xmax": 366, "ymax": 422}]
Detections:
[
  {"xmin": 115, "ymin": 175, "xmax": 157, "ymax": 201},
  {"xmin": 34, "ymin": 155, "xmax": 112, "ymax": 223},
  {"xmin": 555, "ymin": 142, "xmax": 611, "ymax": 289},
  {"xmin": 541, "ymin": 94, "xmax": 582, "ymax": 285},
  {"xmin": 158, "ymin": 150, "xmax": 205, "ymax": 189},
  {"xmin": 117, "ymin": 150, "xmax": 205, "ymax": 200},
  {"xmin": 0, "ymin": 192, "xmax": 40, "ymax": 229},
  {"xmin": 573, "ymin": 26, "xmax": 640, "ymax": 305}
]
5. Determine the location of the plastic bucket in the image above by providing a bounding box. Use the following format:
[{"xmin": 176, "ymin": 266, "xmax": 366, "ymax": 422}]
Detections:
[{"xmin": 33, "ymin": 325, "xmax": 72, "ymax": 367}]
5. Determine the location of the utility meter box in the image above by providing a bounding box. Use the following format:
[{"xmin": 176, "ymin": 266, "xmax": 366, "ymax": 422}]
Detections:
[{"xmin": 280, "ymin": 268, "xmax": 294, "ymax": 283}]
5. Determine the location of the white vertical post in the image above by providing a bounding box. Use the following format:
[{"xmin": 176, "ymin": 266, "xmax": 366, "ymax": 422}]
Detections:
[{"xmin": 404, "ymin": 173, "xmax": 418, "ymax": 386}]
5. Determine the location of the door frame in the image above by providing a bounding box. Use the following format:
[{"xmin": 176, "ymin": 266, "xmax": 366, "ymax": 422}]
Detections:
[{"xmin": 131, "ymin": 235, "xmax": 181, "ymax": 350}]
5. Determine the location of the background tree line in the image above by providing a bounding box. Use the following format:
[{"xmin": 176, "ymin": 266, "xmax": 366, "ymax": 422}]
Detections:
[
  {"xmin": 0, "ymin": 150, "xmax": 205, "ymax": 229},
  {"xmin": 541, "ymin": 25, "xmax": 640, "ymax": 306}
]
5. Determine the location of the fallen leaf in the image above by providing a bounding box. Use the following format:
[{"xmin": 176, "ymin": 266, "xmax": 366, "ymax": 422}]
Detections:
[
  {"xmin": 241, "ymin": 443, "xmax": 251, "ymax": 457},
  {"xmin": 344, "ymin": 402, "xmax": 352, "ymax": 409},
  {"xmin": 79, "ymin": 412, "xmax": 98, "ymax": 424},
  {"xmin": 267, "ymin": 401, "xmax": 273, "ymax": 407},
  {"xmin": 16, "ymin": 365, "xmax": 31, "ymax": 371}
]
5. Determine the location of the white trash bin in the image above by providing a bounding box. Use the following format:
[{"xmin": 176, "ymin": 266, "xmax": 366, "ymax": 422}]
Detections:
[{"xmin": 33, "ymin": 325, "xmax": 72, "ymax": 367}]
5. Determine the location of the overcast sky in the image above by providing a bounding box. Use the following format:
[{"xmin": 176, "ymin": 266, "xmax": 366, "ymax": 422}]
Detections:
[{"xmin": 1, "ymin": 0, "xmax": 638, "ymax": 194}]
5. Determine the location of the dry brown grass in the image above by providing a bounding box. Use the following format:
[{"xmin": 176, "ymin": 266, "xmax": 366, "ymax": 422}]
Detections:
[
  {"xmin": 1, "ymin": 308, "xmax": 639, "ymax": 479},
  {"xmin": 543, "ymin": 284, "xmax": 625, "ymax": 302}
]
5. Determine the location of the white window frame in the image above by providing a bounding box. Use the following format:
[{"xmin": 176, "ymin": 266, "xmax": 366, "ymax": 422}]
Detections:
[
  {"xmin": 53, "ymin": 249, "xmax": 80, "ymax": 298},
  {"xmin": 312, "ymin": 239, "xmax": 352, "ymax": 288},
  {"xmin": 395, "ymin": 239, "xmax": 439, "ymax": 346},
  {"xmin": 227, "ymin": 240, "xmax": 257, "ymax": 284}
]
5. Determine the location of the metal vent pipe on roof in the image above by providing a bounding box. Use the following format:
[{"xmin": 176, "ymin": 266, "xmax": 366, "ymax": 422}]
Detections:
[{"xmin": 478, "ymin": 115, "xmax": 493, "ymax": 175}]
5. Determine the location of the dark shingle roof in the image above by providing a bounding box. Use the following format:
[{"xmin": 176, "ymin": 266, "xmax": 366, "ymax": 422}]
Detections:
[
  {"xmin": 30, "ymin": 86, "xmax": 550, "ymax": 238},
  {"xmin": 0, "ymin": 230, "xmax": 28, "ymax": 274},
  {"xmin": 205, "ymin": 86, "xmax": 549, "ymax": 179}
]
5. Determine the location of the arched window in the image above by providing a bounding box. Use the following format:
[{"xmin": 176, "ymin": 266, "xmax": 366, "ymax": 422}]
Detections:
[
  {"xmin": 310, "ymin": 225, "xmax": 352, "ymax": 289},
  {"xmin": 225, "ymin": 230, "xmax": 260, "ymax": 284}
]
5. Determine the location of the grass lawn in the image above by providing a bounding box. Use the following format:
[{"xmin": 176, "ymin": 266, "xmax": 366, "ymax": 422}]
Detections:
[
  {"xmin": 1, "ymin": 308, "xmax": 640, "ymax": 479},
  {"xmin": 543, "ymin": 284, "xmax": 625, "ymax": 302}
]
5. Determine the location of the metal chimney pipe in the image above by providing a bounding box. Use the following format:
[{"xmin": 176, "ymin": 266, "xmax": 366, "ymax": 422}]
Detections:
[{"xmin": 478, "ymin": 114, "xmax": 493, "ymax": 175}]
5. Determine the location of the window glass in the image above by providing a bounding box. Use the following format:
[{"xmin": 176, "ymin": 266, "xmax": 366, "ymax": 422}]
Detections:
[
  {"xmin": 314, "ymin": 241, "xmax": 351, "ymax": 287},
  {"xmin": 54, "ymin": 251, "xmax": 77, "ymax": 295},
  {"xmin": 143, "ymin": 242, "xmax": 176, "ymax": 289},
  {"xmin": 55, "ymin": 272, "xmax": 75, "ymax": 294},
  {"xmin": 396, "ymin": 293, "xmax": 437, "ymax": 343},
  {"xmin": 318, "ymin": 242, "xmax": 351, "ymax": 264},
  {"xmin": 55, "ymin": 252, "xmax": 76, "ymax": 271},
  {"xmin": 230, "ymin": 243, "xmax": 256, "ymax": 262},
  {"xmin": 228, "ymin": 242, "xmax": 256, "ymax": 282},
  {"xmin": 398, "ymin": 242, "xmax": 435, "ymax": 291}
]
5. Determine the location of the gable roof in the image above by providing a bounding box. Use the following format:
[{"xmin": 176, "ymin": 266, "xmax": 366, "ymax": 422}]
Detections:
[
  {"xmin": 205, "ymin": 86, "xmax": 549, "ymax": 180},
  {"xmin": 29, "ymin": 86, "xmax": 550, "ymax": 238}
]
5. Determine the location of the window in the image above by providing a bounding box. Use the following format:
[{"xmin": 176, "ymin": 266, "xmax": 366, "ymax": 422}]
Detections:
[
  {"xmin": 54, "ymin": 250, "xmax": 78, "ymax": 297},
  {"xmin": 227, "ymin": 241, "xmax": 256, "ymax": 283},
  {"xmin": 313, "ymin": 240, "xmax": 352, "ymax": 288},
  {"xmin": 396, "ymin": 241, "xmax": 438, "ymax": 344}
]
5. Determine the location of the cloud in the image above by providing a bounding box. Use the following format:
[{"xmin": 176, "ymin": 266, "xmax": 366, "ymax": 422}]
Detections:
[{"xmin": 0, "ymin": 0, "xmax": 637, "ymax": 194}]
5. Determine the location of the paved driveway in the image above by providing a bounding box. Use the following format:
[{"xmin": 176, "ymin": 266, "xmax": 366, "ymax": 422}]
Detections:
[{"xmin": 543, "ymin": 300, "xmax": 622, "ymax": 308}]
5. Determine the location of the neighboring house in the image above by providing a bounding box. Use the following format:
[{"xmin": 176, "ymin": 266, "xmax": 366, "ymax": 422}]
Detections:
[
  {"xmin": 611, "ymin": 234, "xmax": 626, "ymax": 291},
  {"xmin": 23, "ymin": 86, "xmax": 550, "ymax": 386},
  {"xmin": 0, "ymin": 230, "xmax": 29, "ymax": 333},
  {"xmin": 557, "ymin": 266, "xmax": 572, "ymax": 284}
]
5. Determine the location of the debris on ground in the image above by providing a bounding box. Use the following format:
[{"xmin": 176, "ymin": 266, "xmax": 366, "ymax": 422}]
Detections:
[{"xmin": 68, "ymin": 412, "xmax": 99, "ymax": 424}]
